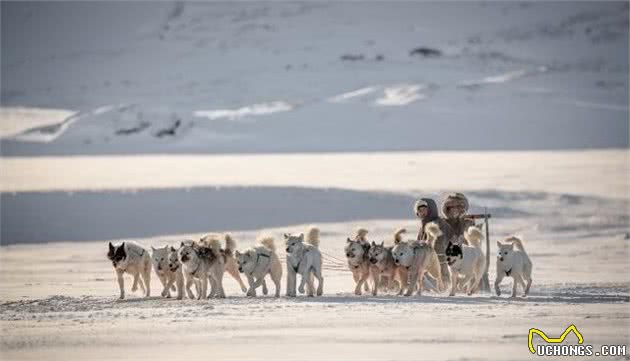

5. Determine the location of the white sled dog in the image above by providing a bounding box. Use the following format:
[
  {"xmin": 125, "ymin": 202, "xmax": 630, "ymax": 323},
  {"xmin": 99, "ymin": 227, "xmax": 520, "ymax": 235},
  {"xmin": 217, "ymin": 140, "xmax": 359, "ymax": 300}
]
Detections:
[
  {"xmin": 151, "ymin": 245, "xmax": 184, "ymax": 299},
  {"xmin": 345, "ymin": 228, "xmax": 371, "ymax": 295},
  {"xmin": 107, "ymin": 241, "xmax": 152, "ymax": 300},
  {"xmin": 495, "ymin": 236, "xmax": 533, "ymax": 298},
  {"xmin": 391, "ymin": 228, "xmax": 443, "ymax": 296},
  {"xmin": 439, "ymin": 225, "xmax": 486, "ymax": 296},
  {"xmin": 368, "ymin": 228, "xmax": 408, "ymax": 296},
  {"xmin": 235, "ymin": 235, "xmax": 283, "ymax": 297},
  {"xmin": 285, "ymin": 226, "xmax": 324, "ymax": 297}
]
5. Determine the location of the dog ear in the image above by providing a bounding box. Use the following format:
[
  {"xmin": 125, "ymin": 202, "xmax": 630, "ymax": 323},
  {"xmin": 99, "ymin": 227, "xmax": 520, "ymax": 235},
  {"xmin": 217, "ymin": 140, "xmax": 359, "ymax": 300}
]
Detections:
[
  {"xmin": 234, "ymin": 250, "xmax": 240, "ymax": 257},
  {"xmin": 151, "ymin": 246, "xmax": 156, "ymax": 251},
  {"xmin": 170, "ymin": 246, "xmax": 176, "ymax": 252},
  {"xmin": 298, "ymin": 233, "xmax": 304, "ymax": 241},
  {"xmin": 181, "ymin": 241, "xmax": 185, "ymax": 248},
  {"xmin": 380, "ymin": 241, "xmax": 384, "ymax": 247},
  {"xmin": 347, "ymin": 238, "xmax": 352, "ymax": 243},
  {"xmin": 371, "ymin": 241, "xmax": 376, "ymax": 246},
  {"xmin": 284, "ymin": 233, "xmax": 289, "ymax": 239},
  {"xmin": 496, "ymin": 241, "xmax": 502, "ymax": 248},
  {"xmin": 109, "ymin": 242, "xmax": 115, "ymax": 252},
  {"xmin": 394, "ymin": 237, "xmax": 401, "ymax": 245}
]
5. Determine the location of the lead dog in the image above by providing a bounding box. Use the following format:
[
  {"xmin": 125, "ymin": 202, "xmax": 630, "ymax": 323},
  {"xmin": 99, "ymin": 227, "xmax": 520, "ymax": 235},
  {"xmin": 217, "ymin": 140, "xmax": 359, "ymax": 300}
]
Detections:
[
  {"xmin": 235, "ymin": 235, "xmax": 282, "ymax": 297},
  {"xmin": 285, "ymin": 226, "xmax": 324, "ymax": 297},
  {"xmin": 107, "ymin": 241, "xmax": 152, "ymax": 300},
  {"xmin": 151, "ymin": 245, "xmax": 184, "ymax": 299},
  {"xmin": 368, "ymin": 228, "xmax": 408, "ymax": 296},
  {"xmin": 391, "ymin": 228, "xmax": 443, "ymax": 296},
  {"xmin": 345, "ymin": 228, "xmax": 371, "ymax": 295},
  {"xmin": 439, "ymin": 225, "xmax": 486, "ymax": 296},
  {"xmin": 495, "ymin": 236, "xmax": 533, "ymax": 298}
]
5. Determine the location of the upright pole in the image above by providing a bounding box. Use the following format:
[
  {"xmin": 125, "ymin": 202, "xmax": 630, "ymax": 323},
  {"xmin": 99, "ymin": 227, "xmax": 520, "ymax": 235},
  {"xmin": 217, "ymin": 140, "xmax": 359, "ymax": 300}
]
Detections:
[{"xmin": 479, "ymin": 207, "xmax": 491, "ymax": 292}]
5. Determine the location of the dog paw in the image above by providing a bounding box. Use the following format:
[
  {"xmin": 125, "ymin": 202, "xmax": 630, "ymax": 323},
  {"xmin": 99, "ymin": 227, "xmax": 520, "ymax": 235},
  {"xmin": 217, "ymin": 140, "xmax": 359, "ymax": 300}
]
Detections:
[
  {"xmin": 246, "ymin": 290, "xmax": 256, "ymax": 297},
  {"xmin": 449, "ymin": 293, "xmax": 455, "ymax": 297},
  {"xmin": 298, "ymin": 285, "xmax": 305, "ymax": 294},
  {"xmin": 118, "ymin": 295, "xmax": 125, "ymax": 300},
  {"xmin": 240, "ymin": 286, "xmax": 248, "ymax": 293},
  {"xmin": 354, "ymin": 289, "xmax": 362, "ymax": 296}
]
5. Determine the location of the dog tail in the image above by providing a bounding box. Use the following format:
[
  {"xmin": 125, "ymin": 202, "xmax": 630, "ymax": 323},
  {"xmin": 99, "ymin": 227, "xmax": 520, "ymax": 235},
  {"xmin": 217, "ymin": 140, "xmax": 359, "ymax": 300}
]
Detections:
[
  {"xmin": 257, "ymin": 235, "xmax": 276, "ymax": 252},
  {"xmin": 464, "ymin": 226, "xmax": 483, "ymax": 248},
  {"xmin": 306, "ymin": 226, "xmax": 320, "ymax": 248},
  {"xmin": 425, "ymin": 222, "xmax": 442, "ymax": 247},
  {"xmin": 223, "ymin": 233, "xmax": 237, "ymax": 256},
  {"xmin": 393, "ymin": 228, "xmax": 407, "ymax": 244},
  {"xmin": 506, "ymin": 236, "xmax": 526, "ymax": 252},
  {"xmin": 354, "ymin": 228, "xmax": 369, "ymax": 241}
]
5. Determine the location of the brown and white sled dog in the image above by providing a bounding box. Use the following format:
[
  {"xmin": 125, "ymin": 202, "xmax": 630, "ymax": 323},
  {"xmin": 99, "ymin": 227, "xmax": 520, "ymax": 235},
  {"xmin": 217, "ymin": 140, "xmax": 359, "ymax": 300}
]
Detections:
[
  {"xmin": 391, "ymin": 228, "xmax": 443, "ymax": 296},
  {"xmin": 235, "ymin": 235, "xmax": 283, "ymax": 297},
  {"xmin": 440, "ymin": 225, "xmax": 486, "ymax": 296},
  {"xmin": 107, "ymin": 241, "xmax": 152, "ymax": 300},
  {"xmin": 178, "ymin": 234, "xmax": 233, "ymax": 299},
  {"xmin": 344, "ymin": 228, "xmax": 371, "ymax": 295},
  {"xmin": 495, "ymin": 236, "xmax": 533, "ymax": 298},
  {"xmin": 199, "ymin": 234, "xmax": 247, "ymax": 295},
  {"xmin": 151, "ymin": 245, "xmax": 184, "ymax": 299},
  {"xmin": 285, "ymin": 226, "xmax": 324, "ymax": 297},
  {"xmin": 368, "ymin": 228, "xmax": 408, "ymax": 296}
]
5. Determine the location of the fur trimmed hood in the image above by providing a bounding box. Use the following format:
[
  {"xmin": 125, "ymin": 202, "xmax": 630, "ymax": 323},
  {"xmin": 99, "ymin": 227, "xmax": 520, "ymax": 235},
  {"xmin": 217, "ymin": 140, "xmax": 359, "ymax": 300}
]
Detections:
[
  {"xmin": 415, "ymin": 197, "xmax": 440, "ymax": 223},
  {"xmin": 441, "ymin": 192, "xmax": 469, "ymax": 219}
]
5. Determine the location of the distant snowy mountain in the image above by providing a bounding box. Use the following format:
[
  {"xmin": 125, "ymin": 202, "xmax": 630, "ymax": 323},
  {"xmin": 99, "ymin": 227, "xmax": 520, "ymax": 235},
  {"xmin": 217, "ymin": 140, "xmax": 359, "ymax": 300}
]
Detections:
[{"xmin": 1, "ymin": 1, "xmax": 628, "ymax": 155}]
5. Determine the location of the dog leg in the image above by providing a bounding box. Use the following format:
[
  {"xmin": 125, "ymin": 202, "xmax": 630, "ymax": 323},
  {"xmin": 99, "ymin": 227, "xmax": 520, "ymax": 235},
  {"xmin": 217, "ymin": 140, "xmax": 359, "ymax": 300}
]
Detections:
[
  {"xmin": 163, "ymin": 275, "xmax": 174, "ymax": 298},
  {"xmin": 416, "ymin": 269, "xmax": 426, "ymax": 296},
  {"xmin": 286, "ymin": 265, "xmax": 296, "ymax": 297},
  {"xmin": 297, "ymin": 260, "xmax": 312, "ymax": 294},
  {"xmin": 510, "ymin": 277, "xmax": 518, "ymax": 298},
  {"xmin": 449, "ymin": 270, "xmax": 459, "ymax": 296},
  {"xmin": 272, "ymin": 273, "xmax": 282, "ymax": 298},
  {"xmin": 405, "ymin": 267, "xmax": 418, "ymax": 297},
  {"xmin": 142, "ymin": 265, "xmax": 151, "ymax": 297},
  {"xmin": 185, "ymin": 275, "xmax": 195, "ymax": 299},
  {"xmin": 354, "ymin": 270, "xmax": 364, "ymax": 296},
  {"xmin": 494, "ymin": 272, "xmax": 504, "ymax": 296},
  {"xmin": 175, "ymin": 272, "xmax": 184, "ymax": 300},
  {"xmin": 131, "ymin": 271, "xmax": 140, "ymax": 293},
  {"xmin": 371, "ymin": 270, "xmax": 380, "ymax": 296},
  {"xmin": 262, "ymin": 279, "xmax": 269, "ymax": 295},
  {"xmin": 207, "ymin": 276, "xmax": 216, "ymax": 299},
  {"xmin": 116, "ymin": 269, "xmax": 125, "ymax": 300},
  {"xmin": 246, "ymin": 274, "xmax": 257, "ymax": 297},
  {"xmin": 305, "ymin": 273, "xmax": 315, "ymax": 297},
  {"xmin": 226, "ymin": 258, "xmax": 248, "ymax": 293},
  {"xmin": 212, "ymin": 272, "xmax": 226, "ymax": 299},
  {"xmin": 158, "ymin": 273, "xmax": 173, "ymax": 298},
  {"xmin": 514, "ymin": 273, "xmax": 527, "ymax": 298},
  {"xmin": 459, "ymin": 273, "xmax": 474, "ymax": 296},
  {"xmin": 199, "ymin": 277, "xmax": 208, "ymax": 300},
  {"xmin": 314, "ymin": 264, "xmax": 324, "ymax": 296},
  {"xmin": 524, "ymin": 275, "xmax": 532, "ymax": 297}
]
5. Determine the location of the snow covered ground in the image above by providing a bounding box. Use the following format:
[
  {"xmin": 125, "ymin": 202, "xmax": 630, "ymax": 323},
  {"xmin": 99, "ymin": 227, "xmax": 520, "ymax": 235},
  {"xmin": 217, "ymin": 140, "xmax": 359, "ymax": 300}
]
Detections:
[{"xmin": 1, "ymin": 1, "xmax": 628, "ymax": 360}]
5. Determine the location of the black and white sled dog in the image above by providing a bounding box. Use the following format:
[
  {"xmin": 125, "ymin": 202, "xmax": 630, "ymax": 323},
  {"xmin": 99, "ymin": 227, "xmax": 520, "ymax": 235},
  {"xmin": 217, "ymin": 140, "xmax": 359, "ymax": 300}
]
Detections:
[
  {"xmin": 495, "ymin": 236, "xmax": 533, "ymax": 298},
  {"xmin": 151, "ymin": 245, "xmax": 184, "ymax": 299},
  {"xmin": 285, "ymin": 226, "xmax": 324, "ymax": 297},
  {"xmin": 438, "ymin": 225, "xmax": 486, "ymax": 296},
  {"xmin": 107, "ymin": 241, "xmax": 152, "ymax": 300},
  {"xmin": 235, "ymin": 235, "xmax": 283, "ymax": 297},
  {"xmin": 344, "ymin": 228, "xmax": 371, "ymax": 295}
]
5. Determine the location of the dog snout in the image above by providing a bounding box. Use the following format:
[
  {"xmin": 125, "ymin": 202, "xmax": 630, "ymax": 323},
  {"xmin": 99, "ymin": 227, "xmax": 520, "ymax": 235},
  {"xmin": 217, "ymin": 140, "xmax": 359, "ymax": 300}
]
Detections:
[
  {"xmin": 393, "ymin": 258, "xmax": 399, "ymax": 265},
  {"xmin": 238, "ymin": 267, "xmax": 243, "ymax": 273},
  {"xmin": 370, "ymin": 258, "xmax": 377, "ymax": 264},
  {"xmin": 157, "ymin": 264, "xmax": 162, "ymax": 271},
  {"xmin": 286, "ymin": 247, "xmax": 290, "ymax": 252},
  {"xmin": 181, "ymin": 254, "xmax": 189, "ymax": 262},
  {"xmin": 346, "ymin": 252, "xmax": 351, "ymax": 258},
  {"xmin": 499, "ymin": 256, "xmax": 504, "ymax": 262}
]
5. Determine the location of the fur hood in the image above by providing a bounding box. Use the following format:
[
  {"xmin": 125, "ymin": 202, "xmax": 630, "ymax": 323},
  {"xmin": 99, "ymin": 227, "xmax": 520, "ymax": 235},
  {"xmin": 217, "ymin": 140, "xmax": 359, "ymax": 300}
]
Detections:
[
  {"xmin": 441, "ymin": 192, "xmax": 469, "ymax": 219},
  {"xmin": 417, "ymin": 197, "xmax": 440, "ymax": 223}
]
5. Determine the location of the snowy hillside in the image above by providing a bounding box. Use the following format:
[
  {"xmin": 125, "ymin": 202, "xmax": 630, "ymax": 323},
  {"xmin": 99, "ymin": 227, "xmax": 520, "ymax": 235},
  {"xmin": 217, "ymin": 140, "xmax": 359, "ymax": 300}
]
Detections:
[{"xmin": 2, "ymin": 1, "xmax": 628, "ymax": 155}]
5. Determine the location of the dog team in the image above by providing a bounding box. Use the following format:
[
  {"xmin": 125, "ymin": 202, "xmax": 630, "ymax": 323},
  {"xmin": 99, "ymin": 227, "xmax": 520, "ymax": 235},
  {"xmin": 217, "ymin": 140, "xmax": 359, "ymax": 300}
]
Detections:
[
  {"xmin": 107, "ymin": 192, "xmax": 532, "ymax": 300},
  {"xmin": 107, "ymin": 227, "xmax": 322, "ymax": 300}
]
